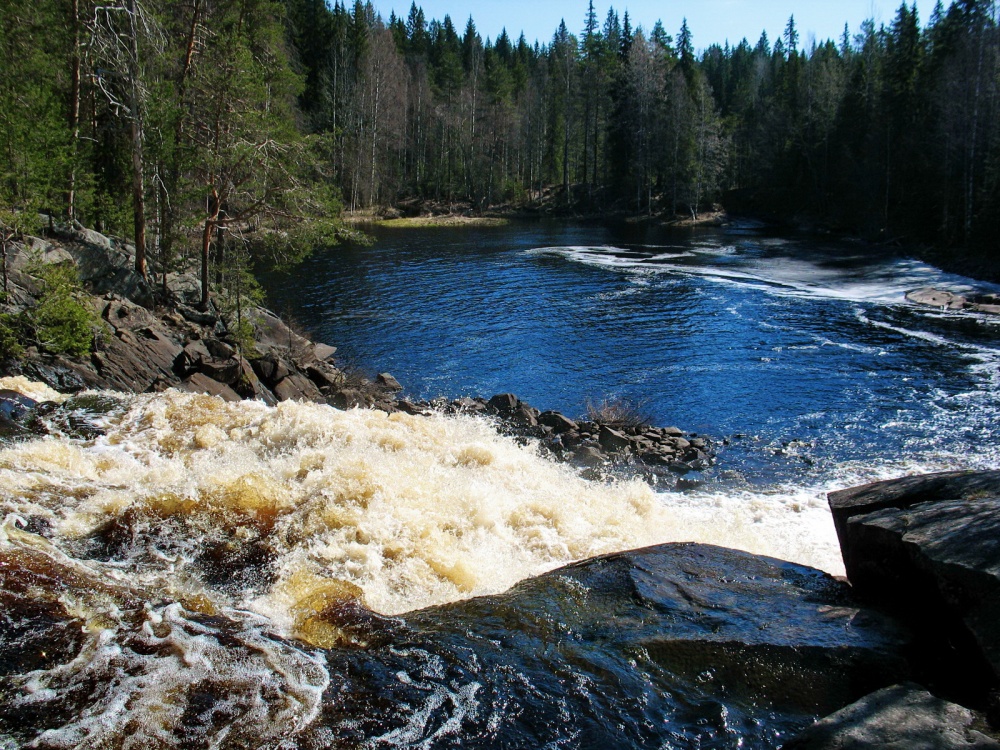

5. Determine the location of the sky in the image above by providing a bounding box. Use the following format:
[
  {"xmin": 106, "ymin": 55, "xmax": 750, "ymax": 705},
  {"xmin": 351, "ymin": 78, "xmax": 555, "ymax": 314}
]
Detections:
[{"xmin": 378, "ymin": 0, "xmax": 895, "ymax": 51}]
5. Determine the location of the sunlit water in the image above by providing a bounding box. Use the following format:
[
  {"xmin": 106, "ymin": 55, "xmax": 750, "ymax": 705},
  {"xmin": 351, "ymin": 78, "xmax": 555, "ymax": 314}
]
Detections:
[
  {"xmin": 2, "ymin": 221, "xmax": 998, "ymax": 747},
  {"xmin": 262, "ymin": 220, "xmax": 1000, "ymax": 569}
]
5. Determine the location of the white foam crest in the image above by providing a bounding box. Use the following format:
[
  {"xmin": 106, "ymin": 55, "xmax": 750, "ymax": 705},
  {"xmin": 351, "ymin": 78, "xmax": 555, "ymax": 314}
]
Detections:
[
  {"xmin": 529, "ymin": 245, "xmax": 996, "ymax": 307},
  {"xmin": 855, "ymin": 309, "xmax": 1000, "ymax": 361},
  {"xmin": 9, "ymin": 603, "xmax": 328, "ymax": 748},
  {"xmin": 0, "ymin": 390, "xmax": 855, "ymax": 625}
]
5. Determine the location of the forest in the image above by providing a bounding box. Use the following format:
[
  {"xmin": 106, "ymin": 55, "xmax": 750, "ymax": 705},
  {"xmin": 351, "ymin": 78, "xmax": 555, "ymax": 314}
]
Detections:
[{"xmin": 1, "ymin": 0, "xmax": 999, "ymax": 292}]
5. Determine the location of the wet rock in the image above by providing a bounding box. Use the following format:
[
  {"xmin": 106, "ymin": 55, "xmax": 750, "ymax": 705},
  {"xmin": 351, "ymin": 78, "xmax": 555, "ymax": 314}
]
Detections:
[
  {"xmin": 0, "ymin": 389, "xmax": 37, "ymax": 422},
  {"xmin": 829, "ymin": 471, "xmax": 1000, "ymax": 705},
  {"xmin": 784, "ymin": 684, "xmax": 1000, "ymax": 749},
  {"xmin": 376, "ymin": 373, "xmax": 403, "ymax": 392},
  {"xmin": 511, "ymin": 402, "xmax": 539, "ymax": 427},
  {"xmin": 330, "ymin": 388, "xmax": 369, "ymax": 409},
  {"xmin": 0, "ymin": 412, "xmax": 32, "ymax": 442},
  {"xmin": 573, "ymin": 445, "xmax": 606, "ymax": 467},
  {"xmin": 22, "ymin": 359, "xmax": 88, "ymax": 393},
  {"xmin": 538, "ymin": 410, "xmax": 578, "ymax": 433},
  {"xmin": 487, "ymin": 393, "xmax": 519, "ymax": 415},
  {"xmin": 599, "ymin": 425, "xmax": 632, "ymax": 453},
  {"xmin": 452, "ymin": 396, "xmax": 486, "ymax": 413},
  {"xmin": 327, "ymin": 544, "xmax": 913, "ymax": 748}
]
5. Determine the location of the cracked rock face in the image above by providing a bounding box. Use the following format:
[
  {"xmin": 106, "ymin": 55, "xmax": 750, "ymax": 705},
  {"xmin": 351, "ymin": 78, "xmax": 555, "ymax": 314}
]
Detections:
[{"xmin": 829, "ymin": 471, "xmax": 1000, "ymax": 707}]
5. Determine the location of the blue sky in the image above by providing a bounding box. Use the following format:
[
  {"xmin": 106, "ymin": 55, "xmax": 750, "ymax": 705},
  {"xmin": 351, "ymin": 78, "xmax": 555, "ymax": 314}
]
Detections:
[{"xmin": 377, "ymin": 0, "xmax": 897, "ymax": 50}]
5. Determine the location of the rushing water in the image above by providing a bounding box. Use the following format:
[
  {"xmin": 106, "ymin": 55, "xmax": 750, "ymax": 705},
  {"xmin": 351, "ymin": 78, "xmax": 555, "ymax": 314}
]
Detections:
[
  {"xmin": 262, "ymin": 220, "xmax": 1000, "ymax": 571},
  {"xmin": 1, "ymin": 221, "xmax": 998, "ymax": 748}
]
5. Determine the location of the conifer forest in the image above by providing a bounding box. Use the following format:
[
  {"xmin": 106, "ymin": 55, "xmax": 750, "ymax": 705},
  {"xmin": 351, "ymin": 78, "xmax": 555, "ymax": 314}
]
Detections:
[{"xmin": 1, "ymin": 0, "xmax": 999, "ymax": 278}]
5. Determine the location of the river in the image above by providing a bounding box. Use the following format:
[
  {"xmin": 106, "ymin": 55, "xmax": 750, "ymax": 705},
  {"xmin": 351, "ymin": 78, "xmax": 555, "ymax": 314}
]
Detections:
[
  {"xmin": 1, "ymin": 220, "xmax": 998, "ymax": 748},
  {"xmin": 262, "ymin": 219, "xmax": 1000, "ymax": 574}
]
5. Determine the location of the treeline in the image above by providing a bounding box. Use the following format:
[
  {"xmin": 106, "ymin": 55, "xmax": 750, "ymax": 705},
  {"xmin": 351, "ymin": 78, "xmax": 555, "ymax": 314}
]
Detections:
[
  {"xmin": 1, "ymin": 0, "xmax": 999, "ymax": 280},
  {"xmin": 286, "ymin": 0, "xmax": 1000, "ymax": 251},
  {"xmin": 0, "ymin": 0, "xmax": 341, "ymax": 308}
]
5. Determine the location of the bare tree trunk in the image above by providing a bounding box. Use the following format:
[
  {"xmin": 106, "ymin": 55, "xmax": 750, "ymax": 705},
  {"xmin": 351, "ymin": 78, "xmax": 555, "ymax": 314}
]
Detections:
[
  {"xmin": 200, "ymin": 190, "xmax": 219, "ymax": 311},
  {"xmin": 68, "ymin": 0, "xmax": 81, "ymax": 221},
  {"xmin": 127, "ymin": 0, "xmax": 147, "ymax": 280}
]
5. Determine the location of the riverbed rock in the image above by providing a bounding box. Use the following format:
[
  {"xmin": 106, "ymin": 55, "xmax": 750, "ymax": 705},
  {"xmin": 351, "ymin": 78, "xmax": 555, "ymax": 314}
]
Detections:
[
  {"xmin": 538, "ymin": 410, "xmax": 578, "ymax": 433},
  {"xmin": 376, "ymin": 373, "xmax": 403, "ymax": 391},
  {"xmin": 828, "ymin": 470, "xmax": 1000, "ymax": 704},
  {"xmin": 907, "ymin": 287, "xmax": 969, "ymax": 310},
  {"xmin": 273, "ymin": 373, "xmax": 325, "ymax": 403},
  {"xmin": 783, "ymin": 684, "xmax": 1000, "ymax": 749},
  {"xmin": 175, "ymin": 372, "xmax": 241, "ymax": 402},
  {"xmin": 321, "ymin": 543, "xmax": 914, "ymax": 748}
]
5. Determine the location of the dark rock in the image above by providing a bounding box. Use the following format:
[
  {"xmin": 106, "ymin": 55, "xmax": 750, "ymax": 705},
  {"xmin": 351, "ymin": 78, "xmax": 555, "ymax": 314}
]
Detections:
[
  {"xmin": 272, "ymin": 373, "xmax": 325, "ymax": 403},
  {"xmin": 487, "ymin": 393, "xmax": 519, "ymax": 415},
  {"xmin": 177, "ymin": 304, "xmax": 218, "ymax": 326},
  {"xmin": 305, "ymin": 362, "xmax": 343, "ymax": 390},
  {"xmin": 573, "ymin": 446, "xmax": 606, "ymax": 467},
  {"xmin": 0, "ymin": 412, "xmax": 32, "ymax": 442},
  {"xmin": 330, "ymin": 388, "xmax": 368, "ymax": 410},
  {"xmin": 376, "ymin": 373, "xmax": 403, "ymax": 391},
  {"xmin": 783, "ymin": 684, "xmax": 1000, "ymax": 749},
  {"xmin": 599, "ymin": 425, "xmax": 632, "ymax": 453},
  {"xmin": 511, "ymin": 402, "xmax": 539, "ymax": 427},
  {"xmin": 204, "ymin": 338, "xmax": 236, "ymax": 360},
  {"xmin": 0, "ymin": 390, "xmax": 37, "ymax": 422},
  {"xmin": 173, "ymin": 340, "xmax": 211, "ymax": 377},
  {"xmin": 175, "ymin": 373, "xmax": 241, "ymax": 402},
  {"xmin": 339, "ymin": 543, "xmax": 913, "ymax": 748},
  {"xmin": 249, "ymin": 353, "xmax": 290, "ymax": 387},
  {"xmin": 452, "ymin": 397, "xmax": 486, "ymax": 413},
  {"xmin": 22, "ymin": 360, "xmax": 88, "ymax": 393},
  {"xmin": 198, "ymin": 357, "xmax": 242, "ymax": 385},
  {"xmin": 231, "ymin": 357, "xmax": 276, "ymax": 405},
  {"xmin": 829, "ymin": 471, "xmax": 1000, "ymax": 703},
  {"xmin": 395, "ymin": 399, "xmax": 429, "ymax": 416},
  {"xmin": 538, "ymin": 410, "xmax": 578, "ymax": 433}
]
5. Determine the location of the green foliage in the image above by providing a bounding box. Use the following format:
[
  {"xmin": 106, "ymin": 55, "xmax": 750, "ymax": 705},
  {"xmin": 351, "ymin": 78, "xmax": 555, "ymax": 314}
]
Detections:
[
  {"xmin": 0, "ymin": 311, "xmax": 25, "ymax": 361},
  {"xmin": 213, "ymin": 243, "xmax": 266, "ymax": 357},
  {"xmin": 28, "ymin": 263, "xmax": 101, "ymax": 357}
]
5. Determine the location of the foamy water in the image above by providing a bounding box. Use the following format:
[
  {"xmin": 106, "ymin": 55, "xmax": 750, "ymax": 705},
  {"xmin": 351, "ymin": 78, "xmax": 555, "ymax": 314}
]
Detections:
[{"xmin": 0, "ymin": 389, "xmax": 846, "ymax": 633}]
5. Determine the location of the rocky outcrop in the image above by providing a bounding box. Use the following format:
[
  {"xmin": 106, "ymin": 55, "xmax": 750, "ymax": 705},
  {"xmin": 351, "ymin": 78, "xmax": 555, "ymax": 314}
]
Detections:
[
  {"xmin": 907, "ymin": 287, "xmax": 1000, "ymax": 315},
  {"xmin": 784, "ymin": 684, "xmax": 1000, "ymax": 749},
  {"xmin": 828, "ymin": 470, "xmax": 1000, "ymax": 712},
  {"xmin": 431, "ymin": 392, "xmax": 714, "ymax": 481},
  {"xmin": 314, "ymin": 543, "xmax": 913, "ymax": 747}
]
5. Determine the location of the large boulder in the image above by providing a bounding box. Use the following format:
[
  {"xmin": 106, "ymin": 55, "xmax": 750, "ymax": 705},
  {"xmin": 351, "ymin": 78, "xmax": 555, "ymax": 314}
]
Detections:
[
  {"xmin": 317, "ymin": 543, "xmax": 913, "ymax": 747},
  {"xmin": 829, "ymin": 471, "xmax": 1000, "ymax": 702}
]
